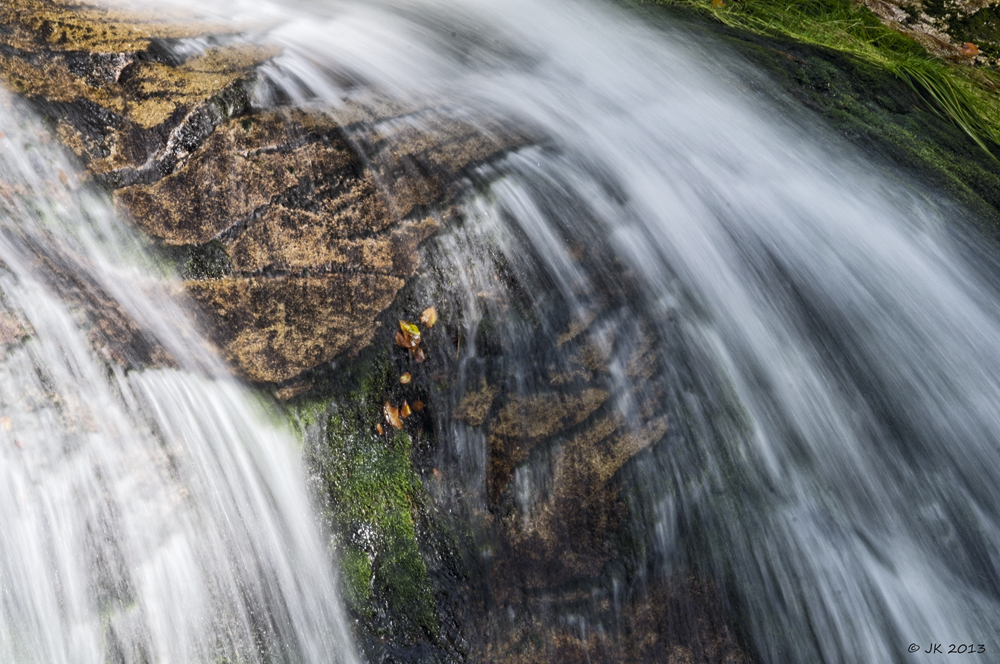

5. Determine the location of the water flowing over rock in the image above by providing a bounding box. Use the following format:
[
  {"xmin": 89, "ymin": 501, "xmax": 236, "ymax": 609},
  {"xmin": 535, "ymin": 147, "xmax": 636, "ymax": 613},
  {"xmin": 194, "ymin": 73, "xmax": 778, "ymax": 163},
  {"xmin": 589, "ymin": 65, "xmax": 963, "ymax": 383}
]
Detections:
[
  {"xmin": 0, "ymin": 0, "xmax": 526, "ymax": 384},
  {"xmin": 6, "ymin": 0, "xmax": 1000, "ymax": 662}
]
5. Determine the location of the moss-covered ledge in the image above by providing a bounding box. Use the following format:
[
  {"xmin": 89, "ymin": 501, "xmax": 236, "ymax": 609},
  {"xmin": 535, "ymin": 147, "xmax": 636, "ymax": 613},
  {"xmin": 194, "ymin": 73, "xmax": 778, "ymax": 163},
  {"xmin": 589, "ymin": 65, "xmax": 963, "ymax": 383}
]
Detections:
[{"xmin": 632, "ymin": 0, "xmax": 1000, "ymax": 240}]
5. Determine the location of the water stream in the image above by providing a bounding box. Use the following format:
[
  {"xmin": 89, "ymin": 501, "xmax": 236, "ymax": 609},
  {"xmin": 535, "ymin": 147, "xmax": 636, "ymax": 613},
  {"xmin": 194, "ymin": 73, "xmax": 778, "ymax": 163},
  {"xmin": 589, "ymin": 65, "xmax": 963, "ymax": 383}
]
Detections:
[
  {"xmin": 0, "ymin": 92, "xmax": 357, "ymax": 663},
  {"xmin": 6, "ymin": 0, "xmax": 1000, "ymax": 662},
  {"xmin": 245, "ymin": 0, "xmax": 1000, "ymax": 661}
]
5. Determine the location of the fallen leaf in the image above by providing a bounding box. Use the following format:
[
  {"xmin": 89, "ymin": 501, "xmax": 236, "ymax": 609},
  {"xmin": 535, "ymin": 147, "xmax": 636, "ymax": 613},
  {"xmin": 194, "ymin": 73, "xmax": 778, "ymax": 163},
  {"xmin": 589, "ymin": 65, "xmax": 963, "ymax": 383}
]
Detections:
[
  {"xmin": 401, "ymin": 401, "xmax": 412, "ymax": 418},
  {"xmin": 711, "ymin": 0, "xmax": 725, "ymax": 6},
  {"xmin": 1, "ymin": 416, "xmax": 12, "ymax": 431},
  {"xmin": 399, "ymin": 319, "xmax": 421, "ymax": 341},
  {"xmin": 383, "ymin": 401, "xmax": 403, "ymax": 429},
  {"xmin": 432, "ymin": 468, "xmax": 443, "ymax": 480},
  {"xmin": 420, "ymin": 306, "xmax": 438, "ymax": 328},
  {"xmin": 413, "ymin": 347, "xmax": 427, "ymax": 363},
  {"xmin": 962, "ymin": 42, "xmax": 980, "ymax": 55},
  {"xmin": 412, "ymin": 400, "xmax": 425, "ymax": 412},
  {"xmin": 376, "ymin": 422, "xmax": 384, "ymax": 435},
  {"xmin": 400, "ymin": 372, "xmax": 412, "ymax": 384}
]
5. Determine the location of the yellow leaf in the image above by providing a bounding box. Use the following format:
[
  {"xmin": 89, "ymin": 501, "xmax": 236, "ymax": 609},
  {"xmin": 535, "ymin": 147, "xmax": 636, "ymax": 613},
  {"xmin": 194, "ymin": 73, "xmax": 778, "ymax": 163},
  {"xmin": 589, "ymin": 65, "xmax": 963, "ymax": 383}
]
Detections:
[
  {"xmin": 401, "ymin": 401, "xmax": 412, "ymax": 419},
  {"xmin": 399, "ymin": 372, "xmax": 412, "ymax": 384},
  {"xmin": 420, "ymin": 306, "xmax": 438, "ymax": 328},
  {"xmin": 399, "ymin": 320, "xmax": 421, "ymax": 340}
]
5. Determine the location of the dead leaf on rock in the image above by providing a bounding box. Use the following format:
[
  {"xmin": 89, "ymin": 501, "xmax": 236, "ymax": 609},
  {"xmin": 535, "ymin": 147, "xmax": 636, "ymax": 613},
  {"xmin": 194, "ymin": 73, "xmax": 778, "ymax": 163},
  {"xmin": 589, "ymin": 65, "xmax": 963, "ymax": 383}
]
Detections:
[
  {"xmin": 1, "ymin": 416, "xmax": 11, "ymax": 431},
  {"xmin": 383, "ymin": 401, "xmax": 403, "ymax": 429},
  {"xmin": 376, "ymin": 422, "xmax": 384, "ymax": 435},
  {"xmin": 420, "ymin": 306, "xmax": 438, "ymax": 328},
  {"xmin": 962, "ymin": 42, "xmax": 980, "ymax": 55},
  {"xmin": 400, "ymin": 372, "xmax": 412, "ymax": 384},
  {"xmin": 413, "ymin": 346, "xmax": 427, "ymax": 363},
  {"xmin": 401, "ymin": 401, "xmax": 412, "ymax": 418},
  {"xmin": 399, "ymin": 319, "xmax": 421, "ymax": 341},
  {"xmin": 412, "ymin": 400, "xmax": 425, "ymax": 412},
  {"xmin": 432, "ymin": 468, "xmax": 443, "ymax": 480}
]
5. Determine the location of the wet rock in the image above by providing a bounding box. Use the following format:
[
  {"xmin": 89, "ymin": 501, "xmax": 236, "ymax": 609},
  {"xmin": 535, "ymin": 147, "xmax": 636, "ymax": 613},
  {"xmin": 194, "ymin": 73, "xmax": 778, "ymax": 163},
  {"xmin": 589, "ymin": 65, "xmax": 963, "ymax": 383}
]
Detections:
[
  {"xmin": 0, "ymin": 0, "xmax": 528, "ymax": 382},
  {"xmin": 863, "ymin": 0, "xmax": 1000, "ymax": 64},
  {"xmin": 185, "ymin": 274, "xmax": 403, "ymax": 383}
]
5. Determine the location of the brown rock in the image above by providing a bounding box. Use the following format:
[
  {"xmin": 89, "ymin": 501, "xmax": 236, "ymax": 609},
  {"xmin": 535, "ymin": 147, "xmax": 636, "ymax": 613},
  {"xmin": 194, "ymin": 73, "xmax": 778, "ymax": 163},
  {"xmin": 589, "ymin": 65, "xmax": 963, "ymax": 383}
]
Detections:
[
  {"xmin": 0, "ymin": 0, "xmax": 526, "ymax": 383},
  {"xmin": 487, "ymin": 388, "xmax": 609, "ymax": 500},
  {"xmin": 185, "ymin": 274, "xmax": 402, "ymax": 383}
]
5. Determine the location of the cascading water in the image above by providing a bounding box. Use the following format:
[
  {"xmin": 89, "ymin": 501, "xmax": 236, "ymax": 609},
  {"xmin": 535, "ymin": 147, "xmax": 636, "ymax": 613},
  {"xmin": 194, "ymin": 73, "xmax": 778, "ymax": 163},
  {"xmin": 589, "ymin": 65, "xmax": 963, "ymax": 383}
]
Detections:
[
  {"xmin": 0, "ymin": 92, "xmax": 357, "ymax": 662},
  {"xmin": 8, "ymin": 0, "xmax": 1000, "ymax": 662},
  {"xmin": 233, "ymin": 0, "xmax": 1000, "ymax": 660}
]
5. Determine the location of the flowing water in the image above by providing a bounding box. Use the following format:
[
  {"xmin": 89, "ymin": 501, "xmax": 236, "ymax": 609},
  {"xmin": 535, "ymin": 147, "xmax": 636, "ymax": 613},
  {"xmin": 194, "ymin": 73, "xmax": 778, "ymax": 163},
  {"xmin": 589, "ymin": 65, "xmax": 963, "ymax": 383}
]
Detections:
[
  {"xmin": 0, "ymin": 94, "xmax": 357, "ymax": 662},
  {"xmin": 243, "ymin": 0, "xmax": 1000, "ymax": 661},
  {"xmin": 9, "ymin": 0, "xmax": 1000, "ymax": 661}
]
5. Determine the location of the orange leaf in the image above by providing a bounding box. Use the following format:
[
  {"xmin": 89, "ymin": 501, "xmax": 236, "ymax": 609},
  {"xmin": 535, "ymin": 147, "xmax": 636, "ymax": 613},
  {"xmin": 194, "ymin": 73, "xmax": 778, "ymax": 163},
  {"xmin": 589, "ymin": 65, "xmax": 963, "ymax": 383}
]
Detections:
[
  {"xmin": 711, "ymin": 0, "xmax": 725, "ymax": 7},
  {"xmin": 962, "ymin": 42, "xmax": 980, "ymax": 55},
  {"xmin": 420, "ymin": 306, "xmax": 438, "ymax": 328},
  {"xmin": 376, "ymin": 422, "xmax": 384, "ymax": 435},
  {"xmin": 399, "ymin": 372, "xmax": 412, "ymax": 384},
  {"xmin": 432, "ymin": 468, "xmax": 443, "ymax": 480},
  {"xmin": 401, "ymin": 401, "xmax": 412, "ymax": 418},
  {"xmin": 412, "ymin": 400, "xmax": 425, "ymax": 412},
  {"xmin": 383, "ymin": 401, "xmax": 403, "ymax": 429}
]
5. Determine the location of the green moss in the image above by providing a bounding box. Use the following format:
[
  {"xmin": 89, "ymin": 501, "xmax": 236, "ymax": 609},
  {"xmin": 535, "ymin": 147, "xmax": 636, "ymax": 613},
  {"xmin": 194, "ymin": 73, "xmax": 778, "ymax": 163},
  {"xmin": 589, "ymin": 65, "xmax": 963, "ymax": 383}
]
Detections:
[
  {"xmin": 339, "ymin": 545, "xmax": 373, "ymax": 610},
  {"xmin": 646, "ymin": 0, "xmax": 1000, "ymax": 156},
  {"xmin": 291, "ymin": 353, "xmax": 438, "ymax": 641}
]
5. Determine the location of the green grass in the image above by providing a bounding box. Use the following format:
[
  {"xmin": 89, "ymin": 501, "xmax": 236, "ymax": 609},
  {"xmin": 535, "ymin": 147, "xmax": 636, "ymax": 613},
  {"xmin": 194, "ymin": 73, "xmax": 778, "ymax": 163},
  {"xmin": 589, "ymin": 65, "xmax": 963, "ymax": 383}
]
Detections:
[{"xmin": 650, "ymin": 0, "xmax": 1000, "ymax": 156}]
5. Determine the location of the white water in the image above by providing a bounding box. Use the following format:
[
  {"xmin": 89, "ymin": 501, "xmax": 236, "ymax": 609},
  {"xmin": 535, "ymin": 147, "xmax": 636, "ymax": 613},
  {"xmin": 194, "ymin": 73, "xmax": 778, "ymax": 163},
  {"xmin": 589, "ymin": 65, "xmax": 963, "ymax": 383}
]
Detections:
[
  {"xmin": 9, "ymin": 0, "xmax": 1000, "ymax": 661},
  {"xmin": 220, "ymin": 0, "xmax": 1000, "ymax": 661},
  {"xmin": 0, "ymin": 93, "xmax": 357, "ymax": 662}
]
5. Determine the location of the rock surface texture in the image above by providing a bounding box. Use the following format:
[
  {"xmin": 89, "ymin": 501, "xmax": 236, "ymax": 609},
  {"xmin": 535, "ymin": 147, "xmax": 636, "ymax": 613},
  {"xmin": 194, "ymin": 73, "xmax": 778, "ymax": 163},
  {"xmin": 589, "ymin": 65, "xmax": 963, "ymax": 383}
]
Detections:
[
  {"xmin": 864, "ymin": 0, "xmax": 1000, "ymax": 63},
  {"xmin": 0, "ymin": 0, "xmax": 523, "ymax": 385}
]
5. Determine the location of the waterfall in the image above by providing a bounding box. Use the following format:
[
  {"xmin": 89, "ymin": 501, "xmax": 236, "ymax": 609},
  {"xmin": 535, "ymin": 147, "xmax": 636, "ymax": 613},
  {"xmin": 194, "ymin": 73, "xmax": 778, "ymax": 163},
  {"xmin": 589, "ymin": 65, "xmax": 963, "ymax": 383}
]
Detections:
[
  {"xmin": 236, "ymin": 0, "xmax": 1000, "ymax": 661},
  {"xmin": 0, "ymin": 91, "xmax": 357, "ymax": 662},
  {"xmin": 7, "ymin": 0, "xmax": 1000, "ymax": 661}
]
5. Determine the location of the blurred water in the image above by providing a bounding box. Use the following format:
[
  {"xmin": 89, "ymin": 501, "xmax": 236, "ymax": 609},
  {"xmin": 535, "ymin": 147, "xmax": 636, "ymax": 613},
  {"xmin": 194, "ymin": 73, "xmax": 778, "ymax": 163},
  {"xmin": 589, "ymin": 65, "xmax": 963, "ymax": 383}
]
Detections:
[
  {"xmin": 0, "ymin": 92, "xmax": 357, "ymax": 662},
  {"xmin": 225, "ymin": 0, "xmax": 1000, "ymax": 661},
  {"xmin": 15, "ymin": 0, "xmax": 1000, "ymax": 661}
]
